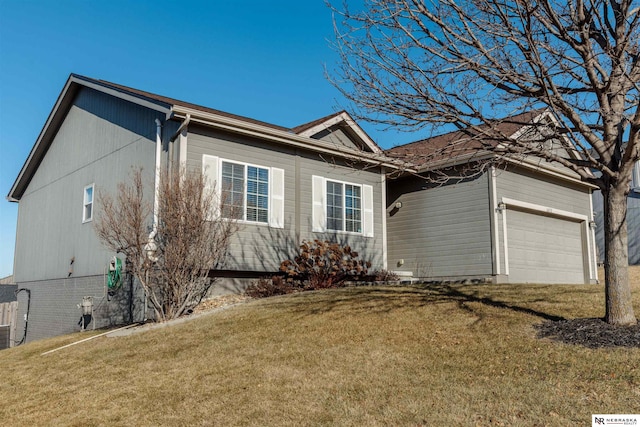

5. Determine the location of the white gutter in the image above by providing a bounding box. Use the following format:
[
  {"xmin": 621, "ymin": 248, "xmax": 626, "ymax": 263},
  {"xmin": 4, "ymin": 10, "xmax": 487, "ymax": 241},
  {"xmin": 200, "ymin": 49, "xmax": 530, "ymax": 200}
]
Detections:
[
  {"xmin": 171, "ymin": 106, "xmax": 408, "ymax": 171},
  {"xmin": 170, "ymin": 113, "xmax": 191, "ymax": 142},
  {"xmin": 413, "ymin": 151, "xmax": 597, "ymax": 189}
]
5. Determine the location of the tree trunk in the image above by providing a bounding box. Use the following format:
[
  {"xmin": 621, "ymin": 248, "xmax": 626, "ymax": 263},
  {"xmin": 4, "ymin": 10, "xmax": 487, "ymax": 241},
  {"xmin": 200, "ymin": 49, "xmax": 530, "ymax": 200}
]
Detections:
[{"xmin": 603, "ymin": 184, "xmax": 637, "ymax": 325}]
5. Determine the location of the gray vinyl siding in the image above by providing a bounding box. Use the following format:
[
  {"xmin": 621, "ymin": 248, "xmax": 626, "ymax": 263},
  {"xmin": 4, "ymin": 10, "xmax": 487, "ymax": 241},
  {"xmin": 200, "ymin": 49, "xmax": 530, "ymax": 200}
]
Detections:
[
  {"xmin": 14, "ymin": 87, "xmax": 161, "ymax": 283},
  {"xmin": 314, "ymin": 127, "xmax": 360, "ymax": 151},
  {"xmin": 494, "ymin": 166, "xmax": 593, "ymax": 280},
  {"xmin": 186, "ymin": 124, "xmax": 385, "ymax": 272},
  {"xmin": 297, "ymin": 156, "xmax": 385, "ymax": 268},
  {"xmin": 593, "ymin": 190, "xmax": 640, "ymax": 265},
  {"xmin": 13, "ymin": 275, "xmax": 147, "ymax": 343},
  {"xmin": 386, "ymin": 173, "xmax": 492, "ymax": 278},
  {"xmin": 495, "ymin": 167, "xmax": 591, "ymax": 215}
]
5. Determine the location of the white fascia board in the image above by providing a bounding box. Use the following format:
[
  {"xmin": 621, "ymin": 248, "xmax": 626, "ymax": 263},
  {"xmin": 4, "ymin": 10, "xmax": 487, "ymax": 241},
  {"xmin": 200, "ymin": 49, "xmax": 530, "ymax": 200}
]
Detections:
[
  {"xmin": 413, "ymin": 150, "xmax": 596, "ymax": 189},
  {"xmin": 503, "ymin": 156, "xmax": 598, "ymax": 189},
  {"xmin": 172, "ymin": 106, "xmax": 404, "ymax": 170},
  {"xmin": 297, "ymin": 111, "xmax": 382, "ymax": 154},
  {"xmin": 297, "ymin": 113, "xmax": 345, "ymax": 137}
]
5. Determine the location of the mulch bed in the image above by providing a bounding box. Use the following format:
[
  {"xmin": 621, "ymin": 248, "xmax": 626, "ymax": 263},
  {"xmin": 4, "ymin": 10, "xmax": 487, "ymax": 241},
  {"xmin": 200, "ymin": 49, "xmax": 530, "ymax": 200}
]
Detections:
[{"xmin": 535, "ymin": 318, "xmax": 640, "ymax": 348}]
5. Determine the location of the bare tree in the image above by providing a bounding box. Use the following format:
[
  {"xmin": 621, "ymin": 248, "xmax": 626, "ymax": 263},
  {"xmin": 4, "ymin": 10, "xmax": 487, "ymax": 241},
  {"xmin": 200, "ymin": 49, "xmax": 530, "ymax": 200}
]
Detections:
[
  {"xmin": 329, "ymin": 0, "xmax": 639, "ymax": 325},
  {"xmin": 95, "ymin": 167, "xmax": 239, "ymax": 321}
]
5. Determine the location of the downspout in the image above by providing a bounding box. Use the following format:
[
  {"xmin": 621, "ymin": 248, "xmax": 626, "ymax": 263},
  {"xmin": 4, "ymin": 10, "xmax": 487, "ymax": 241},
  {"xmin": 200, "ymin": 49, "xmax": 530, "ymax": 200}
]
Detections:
[
  {"xmin": 153, "ymin": 118, "xmax": 163, "ymax": 234},
  {"xmin": 142, "ymin": 119, "xmax": 163, "ymax": 322}
]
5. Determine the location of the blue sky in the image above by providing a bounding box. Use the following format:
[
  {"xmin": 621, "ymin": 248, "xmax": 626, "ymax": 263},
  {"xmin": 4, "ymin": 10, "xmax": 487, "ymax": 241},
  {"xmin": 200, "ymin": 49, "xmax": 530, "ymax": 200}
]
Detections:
[{"xmin": 0, "ymin": 0, "xmax": 417, "ymax": 278}]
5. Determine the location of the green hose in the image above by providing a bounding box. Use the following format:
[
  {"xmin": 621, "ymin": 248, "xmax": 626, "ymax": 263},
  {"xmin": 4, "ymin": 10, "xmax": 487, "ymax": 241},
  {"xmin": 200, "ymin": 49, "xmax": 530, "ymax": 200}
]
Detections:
[{"xmin": 108, "ymin": 257, "xmax": 122, "ymax": 290}]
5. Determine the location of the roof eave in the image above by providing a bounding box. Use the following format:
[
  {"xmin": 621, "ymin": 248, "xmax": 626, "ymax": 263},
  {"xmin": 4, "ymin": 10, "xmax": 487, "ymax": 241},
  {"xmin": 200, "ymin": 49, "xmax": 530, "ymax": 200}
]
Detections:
[
  {"xmin": 8, "ymin": 74, "xmax": 174, "ymax": 201},
  {"xmin": 296, "ymin": 111, "xmax": 382, "ymax": 154},
  {"xmin": 408, "ymin": 151, "xmax": 595, "ymax": 188},
  {"xmin": 172, "ymin": 106, "xmax": 404, "ymax": 170}
]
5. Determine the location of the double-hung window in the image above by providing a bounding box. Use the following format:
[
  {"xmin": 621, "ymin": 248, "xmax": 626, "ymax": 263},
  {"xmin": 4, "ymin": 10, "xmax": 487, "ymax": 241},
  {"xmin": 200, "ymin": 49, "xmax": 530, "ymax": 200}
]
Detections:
[
  {"xmin": 83, "ymin": 184, "xmax": 94, "ymax": 223},
  {"xmin": 202, "ymin": 155, "xmax": 284, "ymax": 228},
  {"xmin": 221, "ymin": 161, "xmax": 269, "ymax": 223},
  {"xmin": 326, "ymin": 181, "xmax": 362, "ymax": 232},
  {"xmin": 312, "ymin": 175, "xmax": 373, "ymax": 237}
]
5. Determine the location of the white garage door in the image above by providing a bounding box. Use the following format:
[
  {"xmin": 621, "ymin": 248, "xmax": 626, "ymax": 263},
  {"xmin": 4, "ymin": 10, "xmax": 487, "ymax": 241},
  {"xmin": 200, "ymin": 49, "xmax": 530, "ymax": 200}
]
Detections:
[{"xmin": 507, "ymin": 210, "xmax": 585, "ymax": 284}]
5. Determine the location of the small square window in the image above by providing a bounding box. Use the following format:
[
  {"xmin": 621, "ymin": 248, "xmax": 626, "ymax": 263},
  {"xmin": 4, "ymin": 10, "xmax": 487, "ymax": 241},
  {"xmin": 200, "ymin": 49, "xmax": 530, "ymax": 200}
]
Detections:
[{"xmin": 83, "ymin": 184, "xmax": 94, "ymax": 223}]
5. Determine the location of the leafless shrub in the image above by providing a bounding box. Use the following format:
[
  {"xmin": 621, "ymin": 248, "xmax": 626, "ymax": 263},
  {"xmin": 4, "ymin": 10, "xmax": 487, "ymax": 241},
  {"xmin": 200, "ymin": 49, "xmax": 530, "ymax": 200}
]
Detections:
[
  {"xmin": 280, "ymin": 240, "xmax": 371, "ymax": 289},
  {"xmin": 95, "ymin": 167, "xmax": 239, "ymax": 321}
]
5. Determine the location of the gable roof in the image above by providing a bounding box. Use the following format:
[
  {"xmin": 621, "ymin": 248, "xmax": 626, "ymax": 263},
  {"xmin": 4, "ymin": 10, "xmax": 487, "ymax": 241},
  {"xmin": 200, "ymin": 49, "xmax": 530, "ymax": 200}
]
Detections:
[
  {"xmin": 385, "ymin": 109, "xmax": 594, "ymax": 187},
  {"xmin": 8, "ymin": 74, "xmax": 402, "ymax": 202},
  {"xmin": 385, "ymin": 110, "xmax": 545, "ymax": 168},
  {"xmin": 292, "ymin": 110, "xmax": 382, "ymax": 154},
  {"xmin": 86, "ymin": 75, "xmax": 291, "ymax": 132}
]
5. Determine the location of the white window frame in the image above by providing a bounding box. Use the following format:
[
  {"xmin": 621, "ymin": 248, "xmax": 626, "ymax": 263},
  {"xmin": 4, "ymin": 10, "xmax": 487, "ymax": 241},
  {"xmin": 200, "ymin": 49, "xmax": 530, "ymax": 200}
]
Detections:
[
  {"xmin": 312, "ymin": 175, "xmax": 374, "ymax": 237},
  {"xmin": 221, "ymin": 160, "xmax": 270, "ymax": 224},
  {"xmin": 82, "ymin": 183, "xmax": 94, "ymax": 223},
  {"xmin": 632, "ymin": 160, "xmax": 640, "ymax": 191},
  {"xmin": 202, "ymin": 155, "xmax": 284, "ymax": 228}
]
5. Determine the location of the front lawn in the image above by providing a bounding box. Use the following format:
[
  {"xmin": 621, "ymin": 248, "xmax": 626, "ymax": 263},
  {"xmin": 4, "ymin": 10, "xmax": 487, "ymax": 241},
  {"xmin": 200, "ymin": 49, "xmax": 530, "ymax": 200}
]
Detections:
[{"xmin": 0, "ymin": 268, "xmax": 638, "ymax": 426}]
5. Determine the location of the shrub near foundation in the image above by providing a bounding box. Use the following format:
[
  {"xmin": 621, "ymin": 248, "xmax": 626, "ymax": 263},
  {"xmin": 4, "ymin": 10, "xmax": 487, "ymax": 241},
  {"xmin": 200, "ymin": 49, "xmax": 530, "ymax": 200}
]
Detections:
[
  {"xmin": 246, "ymin": 240, "xmax": 373, "ymax": 298},
  {"xmin": 280, "ymin": 240, "xmax": 371, "ymax": 289}
]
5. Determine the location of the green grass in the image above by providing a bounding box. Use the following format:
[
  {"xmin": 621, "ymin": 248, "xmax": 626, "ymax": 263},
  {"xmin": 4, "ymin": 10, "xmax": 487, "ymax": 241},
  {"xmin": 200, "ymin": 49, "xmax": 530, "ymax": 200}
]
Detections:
[{"xmin": 1, "ymin": 268, "xmax": 639, "ymax": 426}]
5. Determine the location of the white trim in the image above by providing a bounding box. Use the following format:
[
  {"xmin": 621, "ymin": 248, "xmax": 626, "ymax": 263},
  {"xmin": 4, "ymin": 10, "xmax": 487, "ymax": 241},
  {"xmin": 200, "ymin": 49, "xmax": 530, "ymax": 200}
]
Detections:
[
  {"xmin": 362, "ymin": 184, "xmax": 374, "ymax": 237},
  {"xmin": 632, "ymin": 160, "xmax": 640, "ymax": 190},
  {"xmin": 500, "ymin": 197, "xmax": 593, "ymax": 283},
  {"xmin": 489, "ymin": 167, "xmax": 501, "ymax": 275},
  {"xmin": 381, "ymin": 172, "xmax": 388, "ymax": 269},
  {"xmin": 202, "ymin": 155, "xmax": 220, "ymax": 219},
  {"xmin": 269, "ymin": 167, "xmax": 285, "ymax": 229},
  {"xmin": 414, "ymin": 151, "xmax": 596, "ymax": 189},
  {"xmin": 179, "ymin": 131, "xmax": 188, "ymax": 166},
  {"xmin": 82, "ymin": 183, "xmax": 95, "ymax": 223},
  {"xmin": 500, "ymin": 197, "xmax": 589, "ymax": 222},
  {"xmin": 312, "ymin": 175, "xmax": 326, "ymax": 232},
  {"xmin": 172, "ymin": 107, "xmax": 402, "ymax": 170},
  {"xmin": 312, "ymin": 175, "xmax": 371, "ymax": 236},
  {"xmin": 502, "ymin": 207, "xmax": 509, "ymax": 276},
  {"xmin": 219, "ymin": 158, "xmax": 272, "ymax": 225},
  {"xmin": 297, "ymin": 111, "xmax": 382, "ymax": 154}
]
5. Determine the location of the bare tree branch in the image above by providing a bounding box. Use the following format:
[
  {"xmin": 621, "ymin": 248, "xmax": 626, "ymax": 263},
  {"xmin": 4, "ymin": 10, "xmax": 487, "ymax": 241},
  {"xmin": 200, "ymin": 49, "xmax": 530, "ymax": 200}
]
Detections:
[
  {"xmin": 328, "ymin": 0, "xmax": 639, "ymax": 325},
  {"xmin": 95, "ymin": 167, "xmax": 239, "ymax": 321}
]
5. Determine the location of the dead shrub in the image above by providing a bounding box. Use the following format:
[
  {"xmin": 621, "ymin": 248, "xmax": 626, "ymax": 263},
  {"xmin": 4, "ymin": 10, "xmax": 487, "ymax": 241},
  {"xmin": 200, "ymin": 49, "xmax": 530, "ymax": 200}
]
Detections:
[{"xmin": 280, "ymin": 240, "xmax": 371, "ymax": 290}]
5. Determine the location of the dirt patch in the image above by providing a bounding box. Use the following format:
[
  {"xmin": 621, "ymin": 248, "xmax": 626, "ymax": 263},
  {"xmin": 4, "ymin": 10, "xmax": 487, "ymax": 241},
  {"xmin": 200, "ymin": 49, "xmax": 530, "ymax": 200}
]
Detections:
[{"xmin": 535, "ymin": 318, "xmax": 640, "ymax": 348}]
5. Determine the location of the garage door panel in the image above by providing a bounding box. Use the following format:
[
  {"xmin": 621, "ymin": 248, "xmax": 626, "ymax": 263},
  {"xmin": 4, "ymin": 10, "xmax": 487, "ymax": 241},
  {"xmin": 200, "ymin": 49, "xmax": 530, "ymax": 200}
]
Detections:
[{"xmin": 507, "ymin": 210, "xmax": 585, "ymax": 284}]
